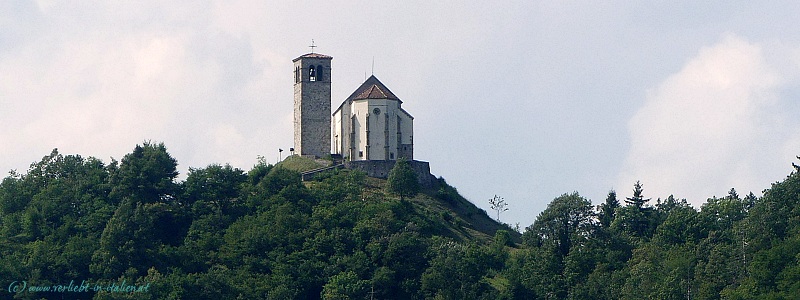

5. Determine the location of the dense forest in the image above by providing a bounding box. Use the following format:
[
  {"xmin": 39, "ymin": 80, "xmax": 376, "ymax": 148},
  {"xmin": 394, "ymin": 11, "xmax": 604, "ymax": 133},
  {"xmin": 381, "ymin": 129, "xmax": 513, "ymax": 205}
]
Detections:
[{"xmin": 2, "ymin": 142, "xmax": 800, "ymax": 299}]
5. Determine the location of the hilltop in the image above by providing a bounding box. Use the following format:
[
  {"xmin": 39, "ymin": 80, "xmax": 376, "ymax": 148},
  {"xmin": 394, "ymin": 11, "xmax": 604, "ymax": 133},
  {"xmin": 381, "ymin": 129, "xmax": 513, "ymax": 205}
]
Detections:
[
  {"xmin": 276, "ymin": 155, "xmax": 517, "ymax": 244},
  {"xmin": 275, "ymin": 154, "xmax": 331, "ymax": 173}
]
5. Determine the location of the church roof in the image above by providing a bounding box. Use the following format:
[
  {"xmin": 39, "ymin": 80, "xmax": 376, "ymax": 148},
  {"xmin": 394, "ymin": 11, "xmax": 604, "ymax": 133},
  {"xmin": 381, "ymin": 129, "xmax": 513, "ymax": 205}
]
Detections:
[
  {"xmin": 334, "ymin": 75, "xmax": 404, "ymax": 115},
  {"xmin": 292, "ymin": 53, "xmax": 333, "ymax": 61},
  {"xmin": 345, "ymin": 75, "xmax": 400, "ymax": 101}
]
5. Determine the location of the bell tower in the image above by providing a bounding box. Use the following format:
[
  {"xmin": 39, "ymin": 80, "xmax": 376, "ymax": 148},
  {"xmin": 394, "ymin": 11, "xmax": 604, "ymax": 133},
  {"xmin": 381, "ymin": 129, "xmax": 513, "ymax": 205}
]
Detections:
[{"xmin": 293, "ymin": 50, "xmax": 332, "ymax": 158}]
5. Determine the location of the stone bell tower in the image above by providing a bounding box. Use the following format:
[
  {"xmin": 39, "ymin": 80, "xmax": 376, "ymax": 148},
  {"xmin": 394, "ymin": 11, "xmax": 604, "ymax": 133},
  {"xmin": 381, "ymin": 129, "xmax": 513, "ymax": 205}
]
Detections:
[{"xmin": 293, "ymin": 50, "xmax": 332, "ymax": 158}]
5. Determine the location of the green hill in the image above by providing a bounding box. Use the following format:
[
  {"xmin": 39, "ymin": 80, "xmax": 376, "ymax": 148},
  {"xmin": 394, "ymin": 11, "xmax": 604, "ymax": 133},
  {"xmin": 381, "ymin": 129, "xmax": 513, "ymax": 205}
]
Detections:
[
  {"xmin": 0, "ymin": 143, "xmax": 518, "ymax": 299},
  {"xmin": 4, "ymin": 143, "xmax": 800, "ymax": 299},
  {"xmin": 275, "ymin": 154, "xmax": 516, "ymax": 244},
  {"xmin": 310, "ymin": 169, "xmax": 517, "ymax": 244}
]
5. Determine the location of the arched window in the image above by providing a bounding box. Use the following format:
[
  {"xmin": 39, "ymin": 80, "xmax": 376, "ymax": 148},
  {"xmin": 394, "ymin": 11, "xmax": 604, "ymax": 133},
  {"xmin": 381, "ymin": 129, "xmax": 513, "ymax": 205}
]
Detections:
[
  {"xmin": 309, "ymin": 65, "xmax": 316, "ymax": 82},
  {"xmin": 316, "ymin": 65, "xmax": 324, "ymax": 81}
]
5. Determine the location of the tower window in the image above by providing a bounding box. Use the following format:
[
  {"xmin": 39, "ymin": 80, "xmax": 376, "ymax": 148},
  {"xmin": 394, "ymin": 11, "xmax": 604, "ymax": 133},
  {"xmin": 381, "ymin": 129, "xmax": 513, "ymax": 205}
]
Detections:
[
  {"xmin": 317, "ymin": 65, "xmax": 324, "ymax": 81},
  {"xmin": 309, "ymin": 65, "xmax": 316, "ymax": 81}
]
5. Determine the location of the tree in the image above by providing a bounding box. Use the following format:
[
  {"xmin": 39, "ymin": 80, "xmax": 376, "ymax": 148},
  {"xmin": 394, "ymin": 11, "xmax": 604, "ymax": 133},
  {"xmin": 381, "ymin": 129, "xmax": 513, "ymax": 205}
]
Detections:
[
  {"xmin": 321, "ymin": 271, "xmax": 369, "ymax": 300},
  {"xmin": 489, "ymin": 195, "xmax": 509, "ymax": 222},
  {"xmin": 614, "ymin": 183, "xmax": 653, "ymax": 237},
  {"xmin": 421, "ymin": 240, "xmax": 501, "ymax": 299},
  {"xmin": 184, "ymin": 164, "xmax": 246, "ymax": 213},
  {"xmin": 613, "ymin": 205, "xmax": 656, "ymax": 239},
  {"xmin": 113, "ymin": 142, "xmax": 179, "ymax": 204},
  {"xmin": 91, "ymin": 198, "xmax": 185, "ymax": 278},
  {"xmin": 598, "ymin": 190, "xmax": 619, "ymax": 228},
  {"xmin": 523, "ymin": 192, "xmax": 596, "ymax": 257},
  {"xmin": 624, "ymin": 181, "xmax": 650, "ymax": 208},
  {"xmin": 386, "ymin": 158, "xmax": 419, "ymax": 200}
]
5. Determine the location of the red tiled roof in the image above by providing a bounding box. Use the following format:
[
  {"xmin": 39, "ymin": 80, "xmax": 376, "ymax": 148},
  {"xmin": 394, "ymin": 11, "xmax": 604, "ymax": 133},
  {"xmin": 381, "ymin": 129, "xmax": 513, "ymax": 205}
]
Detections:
[
  {"xmin": 334, "ymin": 75, "xmax": 405, "ymax": 115},
  {"xmin": 345, "ymin": 75, "xmax": 400, "ymax": 101}
]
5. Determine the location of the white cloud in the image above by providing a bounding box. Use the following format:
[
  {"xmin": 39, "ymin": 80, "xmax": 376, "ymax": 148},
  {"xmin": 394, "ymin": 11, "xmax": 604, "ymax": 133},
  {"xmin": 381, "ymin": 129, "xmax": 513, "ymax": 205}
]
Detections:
[
  {"xmin": 0, "ymin": 4, "xmax": 281, "ymax": 176},
  {"xmin": 618, "ymin": 34, "xmax": 800, "ymax": 206}
]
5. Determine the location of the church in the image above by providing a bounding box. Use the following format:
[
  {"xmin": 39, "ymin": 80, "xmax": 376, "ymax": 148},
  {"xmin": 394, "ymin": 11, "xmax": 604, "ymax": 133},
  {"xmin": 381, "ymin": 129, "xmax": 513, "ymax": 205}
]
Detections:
[
  {"xmin": 291, "ymin": 50, "xmax": 433, "ymax": 186},
  {"xmin": 332, "ymin": 75, "xmax": 414, "ymax": 161}
]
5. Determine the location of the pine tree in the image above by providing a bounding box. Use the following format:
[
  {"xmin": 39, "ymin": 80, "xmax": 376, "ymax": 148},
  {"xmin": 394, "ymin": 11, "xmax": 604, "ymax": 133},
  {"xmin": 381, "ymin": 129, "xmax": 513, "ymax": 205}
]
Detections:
[
  {"xmin": 599, "ymin": 190, "xmax": 619, "ymax": 228},
  {"xmin": 625, "ymin": 181, "xmax": 650, "ymax": 208}
]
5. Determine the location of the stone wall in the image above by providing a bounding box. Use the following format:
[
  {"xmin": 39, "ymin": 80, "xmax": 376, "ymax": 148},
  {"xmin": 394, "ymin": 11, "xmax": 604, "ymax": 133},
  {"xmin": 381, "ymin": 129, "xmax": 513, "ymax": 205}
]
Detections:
[{"xmin": 344, "ymin": 160, "xmax": 436, "ymax": 188}]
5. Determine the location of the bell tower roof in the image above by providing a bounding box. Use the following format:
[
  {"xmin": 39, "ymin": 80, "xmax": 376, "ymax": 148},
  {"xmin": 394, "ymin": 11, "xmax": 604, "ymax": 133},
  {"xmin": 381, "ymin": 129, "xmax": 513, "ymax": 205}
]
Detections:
[{"xmin": 293, "ymin": 53, "xmax": 333, "ymax": 62}]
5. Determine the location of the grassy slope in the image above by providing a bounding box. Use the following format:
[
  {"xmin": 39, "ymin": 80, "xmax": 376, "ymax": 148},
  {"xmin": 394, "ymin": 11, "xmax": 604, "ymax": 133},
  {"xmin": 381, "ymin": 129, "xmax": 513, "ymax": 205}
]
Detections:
[
  {"xmin": 308, "ymin": 169, "xmax": 520, "ymax": 245},
  {"xmin": 412, "ymin": 178, "xmax": 522, "ymax": 244},
  {"xmin": 273, "ymin": 155, "xmax": 330, "ymax": 173}
]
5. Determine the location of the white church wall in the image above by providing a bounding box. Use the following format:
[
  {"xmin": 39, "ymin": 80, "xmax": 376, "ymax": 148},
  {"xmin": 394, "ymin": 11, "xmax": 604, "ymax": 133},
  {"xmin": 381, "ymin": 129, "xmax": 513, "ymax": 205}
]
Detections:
[
  {"xmin": 398, "ymin": 109, "xmax": 413, "ymax": 145},
  {"xmin": 367, "ymin": 99, "xmax": 389, "ymax": 161},
  {"xmin": 332, "ymin": 110, "xmax": 342, "ymax": 156},
  {"xmin": 385, "ymin": 103, "xmax": 399, "ymax": 160},
  {"xmin": 398, "ymin": 108, "xmax": 413, "ymax": 159},
  {"xmin": 335, "ymin": 98, "xmax": 414, "ymax": 161},
  {"xmin": 332, "ymin": 100, "xmax": 349, "ymax": 157},
  {"xmin": 351, "ymin": 99, "xmax": 369, "ymax": 160}
]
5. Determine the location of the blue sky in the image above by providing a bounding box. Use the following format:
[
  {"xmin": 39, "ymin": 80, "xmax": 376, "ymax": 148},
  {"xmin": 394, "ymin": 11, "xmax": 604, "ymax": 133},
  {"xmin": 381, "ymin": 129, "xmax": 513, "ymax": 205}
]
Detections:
[{"xmin": 2, "ymin": 1, "xmax": 800, "ymax": 228}]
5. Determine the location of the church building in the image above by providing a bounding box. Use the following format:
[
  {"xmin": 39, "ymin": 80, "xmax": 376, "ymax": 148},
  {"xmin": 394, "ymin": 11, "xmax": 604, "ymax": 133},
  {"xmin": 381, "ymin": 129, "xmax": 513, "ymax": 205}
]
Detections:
[
  {"xmin": 293, "ymin": 51, "xmax": 414, "ymax": 162},
  {"xmin": 292, "ymin": 49, "xmax": 432, "ymax": 186}
]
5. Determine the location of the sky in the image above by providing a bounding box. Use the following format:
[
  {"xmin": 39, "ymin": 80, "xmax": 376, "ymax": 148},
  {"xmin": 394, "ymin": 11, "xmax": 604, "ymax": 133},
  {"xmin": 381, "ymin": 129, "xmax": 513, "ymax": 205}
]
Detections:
[{"xmin": 2, "ymin": 1, "xmax": 800, "ymax": 228}]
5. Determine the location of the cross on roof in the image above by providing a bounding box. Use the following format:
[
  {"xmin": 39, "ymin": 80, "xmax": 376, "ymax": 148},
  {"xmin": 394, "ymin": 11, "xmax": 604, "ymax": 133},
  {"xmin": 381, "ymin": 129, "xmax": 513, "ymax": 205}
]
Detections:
[{"xmin": 309, "ymin": 39, "xmax": 317, "ymax": 53}]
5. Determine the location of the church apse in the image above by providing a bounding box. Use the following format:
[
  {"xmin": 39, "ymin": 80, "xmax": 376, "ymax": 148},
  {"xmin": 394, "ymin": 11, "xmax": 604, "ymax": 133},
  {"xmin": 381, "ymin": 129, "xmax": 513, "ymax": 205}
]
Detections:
[{"xmin": 332, "ymin": 75, "xmax": 413, "ymax": 162}]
